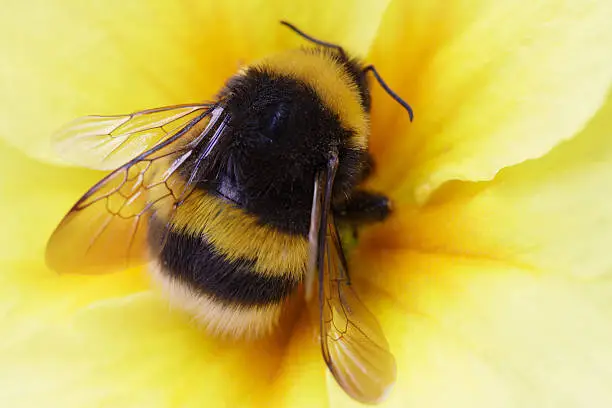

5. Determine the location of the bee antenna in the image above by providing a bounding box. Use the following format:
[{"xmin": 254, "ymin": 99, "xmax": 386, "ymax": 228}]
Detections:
[
  {"xmin": 280, "ymin": 21, "xmax": 346, "ymax": 58},
  {"xmin": 363, "ymin": 65, "xmax": 414, "ymax": 122},
  {"xmin": 279, "ymin": 22, "xmax": 414, "ymax": 122}
]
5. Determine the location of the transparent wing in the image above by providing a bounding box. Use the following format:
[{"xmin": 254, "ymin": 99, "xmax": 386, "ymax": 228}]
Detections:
[
  {"xmin": 53, "ymin": 104, "xmax": 210, "ymax": 170},
  {"xmin": 308, "ymin": 155, "xmax": 396, "ymax": 404},
  {"xmin": 319, "ymin": 216, "xmax": 396, "ymax": 403},
  {"xmin": 46, "ymin": 105, "xmax": 228, "ymax": 275}
]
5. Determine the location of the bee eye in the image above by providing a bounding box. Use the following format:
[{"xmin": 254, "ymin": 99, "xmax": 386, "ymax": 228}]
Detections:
[
  {"xmin": 268, "ymin": 109, "xmax": 285, "ymax": 132},
  {"xmin": 260, "ymin": 102, "xmax": 290, "ymax": 139}
]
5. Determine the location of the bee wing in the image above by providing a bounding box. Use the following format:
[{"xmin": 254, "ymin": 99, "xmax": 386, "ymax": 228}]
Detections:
[
  {"xmin": 309, "ymin": 154, "xmax": 396, "ymax": 404},
  {"xmin": 46, "ymin": 105, "xmax": 229, "ymax": 275},
  {"xmin": 53, "ymin": 104, "xmax": 211, "ymax": 170},
  {"xmin": 320, "ymin": 216, "xmax": 397, "ymax": 403}
]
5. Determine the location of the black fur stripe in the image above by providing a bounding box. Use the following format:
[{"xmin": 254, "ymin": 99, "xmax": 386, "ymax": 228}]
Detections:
[{"xmin": 152, "ymin": 224, "xmax": 298, "ymax": 306}]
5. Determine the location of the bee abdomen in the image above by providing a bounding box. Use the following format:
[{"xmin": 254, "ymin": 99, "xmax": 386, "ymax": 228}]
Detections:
[{"xmin": 149, "ymin": 227, "xmax": 300, "ymax": 338}]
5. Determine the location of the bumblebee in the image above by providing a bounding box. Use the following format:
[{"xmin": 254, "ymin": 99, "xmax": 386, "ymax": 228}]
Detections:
[{"xmin": 46, "ymin": 21, "xmax": 413, "ymax": 404}]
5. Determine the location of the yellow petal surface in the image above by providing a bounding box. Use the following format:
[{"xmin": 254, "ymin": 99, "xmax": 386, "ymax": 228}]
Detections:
[
  {"xmin": 0, "ymin": 0, "xmax": 391, "ymax": 163},
  {"xmin": 0, "ymin": 291, "xmax": 333, "ymax": 408},
  {"xmin": 367, "ymin": 89, "xmax": 612, "ymax": 278},
  {"xmin": 0, "ymin": 142, "xmax": 101, "ymax": 263},
  {"xmin": 330, "ymin": 250, "xmax": 612, "ymax": 407},
  {"xmin": 0, "ymin": 143, "xmax": 148, "ymax": 339},
  {"xmin": 367, "ymin": 0, "xmax": 612, "ymax": 204},
  {"xmin": 0, "ymin": 261, "xmax": 147, "ymax": 343}
]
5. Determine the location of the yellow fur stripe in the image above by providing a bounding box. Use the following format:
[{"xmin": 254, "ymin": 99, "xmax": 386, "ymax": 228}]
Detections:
[
  {"xmin": 149, "ymin": 261, "xmax": 284, "ymax": 339},
  {"xmin": 251, "ymin": 49, "xmax": 369, "ymax": 149},
  {"xmin": 168, "ymin": 189, "xmax": 307, "ymax": 280}
]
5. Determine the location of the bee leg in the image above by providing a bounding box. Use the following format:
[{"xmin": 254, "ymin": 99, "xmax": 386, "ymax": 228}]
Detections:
[
  {"xmin": 334, "ymin": 190, "xmax": 391, "ymax": 225},
  {"xmin": 337, "ymin": 154, "xmax": 388, "ymax": 239}
]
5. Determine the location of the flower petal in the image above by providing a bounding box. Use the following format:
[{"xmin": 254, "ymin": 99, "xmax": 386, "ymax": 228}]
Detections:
[
  {"xmin": 367, "ymin": 0, "xmax": 612, "ymax": 204},
  {"xmin": 267, "ymin": 308, "xmax": 330, "ymax": 408},
  {"xmin": 0, "ymin": 146, "xmax": 148, "ymax": 326},
  {"xmin": 0, "ymin": 291, "xmax": 331, "ymax": 407},
  {"xmin": 0, "ymin": 0, "xmax": 391, "ymax": 163},
  {"xmin": 0, "ymin": 141, "xmax": 101, "ymax": 263},
  {"xmin": 367, "ymin": 89, "xmax": 612, "ymax": 278},
  {"xmin": 335, "ymin": 250, "xmax": 612, "ymax": 407},
  {"xmin": 0, "ymin": 261, "xmax": 147, "ymax": 338}
]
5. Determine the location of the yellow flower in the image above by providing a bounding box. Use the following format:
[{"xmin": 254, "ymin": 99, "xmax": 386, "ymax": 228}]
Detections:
[{"xmin": 1, "ymin": 0, "xmax": 612, "ymax": 406}]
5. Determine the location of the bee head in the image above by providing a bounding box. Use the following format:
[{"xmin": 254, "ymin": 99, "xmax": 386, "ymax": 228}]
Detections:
[
  {"xmin": 211, "ymin": 54, "xmax": 370, "ymax": 235},
  {"xmin": 222, "ymin": 68, "xmax": 362, "ymax": 182}
]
